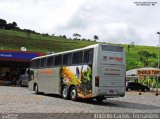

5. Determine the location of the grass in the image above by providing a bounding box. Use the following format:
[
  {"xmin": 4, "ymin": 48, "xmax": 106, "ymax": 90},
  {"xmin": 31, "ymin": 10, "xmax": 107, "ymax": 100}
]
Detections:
[
  {"xmin": 0, "ymin": 29, "xmax": 159, "ymax": 70},
  {"xmin": 0, "ymin": 29, "xmax": 97, "ymax": 52}
]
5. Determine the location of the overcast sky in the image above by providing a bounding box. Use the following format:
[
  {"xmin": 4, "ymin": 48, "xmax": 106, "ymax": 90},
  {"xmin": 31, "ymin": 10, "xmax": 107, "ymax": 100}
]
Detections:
[{"xmin": 0, "ymin": 0, "xmax": 160, "ymax": 46}]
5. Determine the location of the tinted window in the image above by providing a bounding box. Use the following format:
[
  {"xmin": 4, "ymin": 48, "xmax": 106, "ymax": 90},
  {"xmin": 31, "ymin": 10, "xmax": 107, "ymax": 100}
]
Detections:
[
  {"xmin": 54, "ymin": 55, "xmax": 62, "ymax": 66},
  {"xmin": 72, "ymin": 51, "xmax": 83, "ymax": 64},
  {"xmin": 63, "ymin": 53, "xmax": 72, "ymax": 65},
  {"xmin": 40, "ymin": 58, "xmax": 46, "ymax": 67},
  {"xmin": 101, "ymin": 45, "xmax": 123, "ymax": 52},
  {"xmin": 31, "ymin": 60, "xmax": 36, "ymax": 68},
  {"xmin": 47, "ymin": 56, "xmax": 54, "ymax": 67},
  {"xmin": 36, "ymin": 59, "xmax": 40, "ymax": 68},
  {"xmin": 83, "ymin": 49, "xmax": 93, "ymax": 64},
  {"xmin": 128, "ymin": 83, "xmax": 134, "ymax": 86}
]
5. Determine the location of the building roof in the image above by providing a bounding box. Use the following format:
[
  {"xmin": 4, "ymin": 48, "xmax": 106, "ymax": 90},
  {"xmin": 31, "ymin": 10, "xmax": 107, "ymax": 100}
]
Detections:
[
  {"xmin": 0, "ymin": 50, "xmax": 45, "ymax": 62},
  {"xmin": 126, "ymin": 67, "xmax": 160, "ymax": 76}
]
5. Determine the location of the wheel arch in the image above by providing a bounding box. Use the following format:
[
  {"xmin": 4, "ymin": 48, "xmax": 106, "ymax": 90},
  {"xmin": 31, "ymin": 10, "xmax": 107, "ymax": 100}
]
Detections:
[{"xmin": 69, "ymin": 85, "xmax": 77, "ymax": 92}]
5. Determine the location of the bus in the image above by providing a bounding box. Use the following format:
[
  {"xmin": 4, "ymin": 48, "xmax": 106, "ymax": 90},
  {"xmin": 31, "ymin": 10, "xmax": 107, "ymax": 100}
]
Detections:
[{"xmin": 28, "ymin": 44, "xmax": 126, "ymax": 102}]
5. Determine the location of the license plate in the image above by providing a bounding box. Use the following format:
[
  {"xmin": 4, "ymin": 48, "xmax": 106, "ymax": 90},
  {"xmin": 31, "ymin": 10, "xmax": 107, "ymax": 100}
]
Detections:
[{"xmin": 108, "ymin": 90, "xmax": 117, "ymax": 94}]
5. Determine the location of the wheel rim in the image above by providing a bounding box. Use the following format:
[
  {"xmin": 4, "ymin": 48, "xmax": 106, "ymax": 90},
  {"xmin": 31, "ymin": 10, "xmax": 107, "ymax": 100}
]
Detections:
[
  {"xmin": 71, "ymin": 89, "xmax": 76, "ymax": 99},
  {"xmin": 63, "ymin": 87, "xmax": 68, "ymax": 98}
]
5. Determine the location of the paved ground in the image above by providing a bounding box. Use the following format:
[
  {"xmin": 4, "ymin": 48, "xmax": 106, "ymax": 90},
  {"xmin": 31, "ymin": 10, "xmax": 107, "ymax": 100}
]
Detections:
[
  {"xmin": 0, "ymin": 86, "xmax": 160, "ymax": 118},
  {"xmin": 0, "ymin": 86, "xmax": 160, "ymax": 113}
]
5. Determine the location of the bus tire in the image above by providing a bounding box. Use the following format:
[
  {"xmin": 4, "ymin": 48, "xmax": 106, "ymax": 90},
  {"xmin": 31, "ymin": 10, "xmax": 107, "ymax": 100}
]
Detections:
[
  {"xmin": 70, "ymin": 87, "xmax": 77, "ymax": 101},
  {"xmin": 34, "ymin": 84, "xmax": 39, "ymax": 94},
  {"xmin": 62, "ymin": 86, "xmax": 69, "ymax": 99},
  {"xmin": 96, "ymin": 96, "xmax": 105, "ymax": 103}
]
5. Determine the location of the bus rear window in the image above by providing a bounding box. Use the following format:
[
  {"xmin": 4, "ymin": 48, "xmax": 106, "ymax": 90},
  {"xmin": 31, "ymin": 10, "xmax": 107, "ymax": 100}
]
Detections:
[{"xmin": 101, "ymin": 45, "xmax": 123, "ymax": 52}]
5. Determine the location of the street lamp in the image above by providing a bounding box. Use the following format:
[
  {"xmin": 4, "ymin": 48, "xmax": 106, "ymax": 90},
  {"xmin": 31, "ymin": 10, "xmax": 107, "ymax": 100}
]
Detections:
[
  {"xmin": 157, "ymin": 32, "xmax": 160, "ymax": 68},
  {"xmin": 156, "ymin": 32, "xmax": 160, "ymax": 96}
]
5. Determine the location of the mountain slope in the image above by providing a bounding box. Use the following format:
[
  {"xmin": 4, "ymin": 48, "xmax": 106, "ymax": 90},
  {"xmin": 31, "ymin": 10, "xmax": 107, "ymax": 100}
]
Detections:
[{"xmin": 0, "ymin": 29, "xmax": 158, "ymax": 70}]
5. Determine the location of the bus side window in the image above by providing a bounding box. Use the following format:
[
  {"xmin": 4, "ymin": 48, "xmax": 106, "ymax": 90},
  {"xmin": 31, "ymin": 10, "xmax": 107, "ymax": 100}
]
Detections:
[
  {"xmin": 54, "ymin": 55, "xmax": 62, "ymax": 66},
  {"xmin": 72, "ymin": 51, "xmax": 83, "ymax": 65},
  {"xmin": 83, "ymin": 49, "xmax": 93, "ymax": 64},
  {"xmin": 40, "ymin": 58, "xmax": 46, "ymax": 68},
  {"xmin": 47, "ymin": 56, "xmax": 54, "ymax": 67},
  {"xmin": 36, "ymin": 59, "xmax": 40, "ymax": 68},
  {"xmin": 31, "ymin": 60, "xmax": 36, "ymax": 68},
  {"xmin": 63, "ymin": 53, "xmax": 72, "ymax": 66}
]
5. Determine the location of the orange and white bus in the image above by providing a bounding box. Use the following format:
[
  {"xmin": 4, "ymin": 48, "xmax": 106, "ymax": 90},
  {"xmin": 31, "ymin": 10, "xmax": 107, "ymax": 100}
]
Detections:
[{"xmin": 29, "ymin": 44, "xmax": 126, "ymax": 102}]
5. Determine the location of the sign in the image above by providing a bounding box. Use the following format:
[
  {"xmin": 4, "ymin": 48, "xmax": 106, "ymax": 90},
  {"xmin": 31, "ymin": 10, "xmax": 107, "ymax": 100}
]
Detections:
[
  {"xmin": 38, "ymin": 69, "xmax": 54, "ymax": 75},
  {"xmin": 103, "ymin": 56, "xmax": 123, "ymax": 62},
  {"xmin": 0, "ymin": 52, "xmax": 40, "ymax": 60},
  {"xmin": 137, "ymin": 70, "xmax": 160, "ymax": 76}
]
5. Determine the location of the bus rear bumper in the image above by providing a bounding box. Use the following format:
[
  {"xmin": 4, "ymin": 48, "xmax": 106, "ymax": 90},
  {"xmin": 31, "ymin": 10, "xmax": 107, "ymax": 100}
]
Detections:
[{"xmin": 93, "ymin": 87, "xmax": 125, "ymax": 98}]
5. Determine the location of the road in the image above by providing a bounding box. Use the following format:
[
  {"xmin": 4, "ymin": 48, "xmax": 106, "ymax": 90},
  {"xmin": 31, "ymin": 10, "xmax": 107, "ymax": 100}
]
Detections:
[{"xmin": 0, "ymin": 86, "xmax": 159, "ymax": 118}]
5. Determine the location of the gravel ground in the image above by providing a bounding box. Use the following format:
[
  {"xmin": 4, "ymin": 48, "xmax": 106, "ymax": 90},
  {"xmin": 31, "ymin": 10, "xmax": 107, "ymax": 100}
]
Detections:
[
  {"xmin": 0, "ymin": 86, "xmax": 160, "ymax": 114},
  {"xmin": 0, "ymin": 86, "xmax": 160, "ymax": 119}
]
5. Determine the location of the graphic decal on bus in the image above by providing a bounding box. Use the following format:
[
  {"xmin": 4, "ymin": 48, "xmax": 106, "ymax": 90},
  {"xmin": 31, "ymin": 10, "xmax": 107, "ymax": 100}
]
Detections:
[{"xmin": 60, "ymin": 65, "xmax": 92, "ymax": 98}]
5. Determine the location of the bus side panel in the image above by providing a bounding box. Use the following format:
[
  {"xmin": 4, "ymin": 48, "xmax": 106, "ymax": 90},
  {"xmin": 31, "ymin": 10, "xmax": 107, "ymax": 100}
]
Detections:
[
  {"xmin": 36, "ymin": 68, "xmax": 60, "ymax": 94},
  {"xmin": 28, "ymin": 68, "xmax": 60, "ymax": 94},
  {"xmin": 60, "ymin": 65, "xmax": 93, "ymax": 98}
]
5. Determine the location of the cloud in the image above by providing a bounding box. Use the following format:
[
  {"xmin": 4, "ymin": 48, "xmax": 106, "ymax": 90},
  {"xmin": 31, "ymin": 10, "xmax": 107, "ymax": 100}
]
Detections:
[
  {"xmin": 55, "ymin": 0, "xmax": 160, "ymax": 45},
  {"xmin": 0, "ymin": 0, "xmax": 160, "ymax": 46}
]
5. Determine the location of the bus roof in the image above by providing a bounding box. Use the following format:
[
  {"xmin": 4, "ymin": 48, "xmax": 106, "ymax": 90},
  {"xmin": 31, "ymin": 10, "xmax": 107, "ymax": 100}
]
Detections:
[{"xmin": 31, "ymin": 44, "xmax": 122, "ymax": 60}]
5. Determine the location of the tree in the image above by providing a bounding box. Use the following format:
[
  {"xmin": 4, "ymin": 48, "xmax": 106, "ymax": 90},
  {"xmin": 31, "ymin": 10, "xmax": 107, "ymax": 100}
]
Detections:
[
  {"xmin": 93, "ymin": 35, "xmax": 99, "ymax": 41},
  {"xmin": 0, "ymin": 19, "xmax": 7, "ymax": 29},
  {"xmin": 5, "ymin": 23, "xmax": 13, "ymax": 30},
  {"xmin": 12, "ymin": 22, "xmax": 17, "ymax": 28},
  {"xmin": 5, "ymin": 22, "xmax": 17, "ymax": 30},
  {"xmin": 137, "ymin": 50, "xmax": 155, "ymax": 67},
  {"xmin": 62, "ymin": 35, "xmax": 67, "ymax": 39},
  {"xmin": 73, "ymin": 33, "xmax": 81, "ymax": 39},
  {"xmin": 130, "ymin": 42, "xmax": 135, "ymax": 47}
]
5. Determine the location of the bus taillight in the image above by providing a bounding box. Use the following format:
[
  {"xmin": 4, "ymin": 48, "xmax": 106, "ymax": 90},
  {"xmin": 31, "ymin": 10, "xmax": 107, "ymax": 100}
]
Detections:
[{"xmin": 95, "ymin": 76, "xmax": 99, "ymax": 87}]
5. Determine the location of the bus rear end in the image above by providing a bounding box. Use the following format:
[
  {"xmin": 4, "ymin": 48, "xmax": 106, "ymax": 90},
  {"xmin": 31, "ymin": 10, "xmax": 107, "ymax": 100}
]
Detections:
[{"xmin": 93, "ymin": 44, "xmax": 126, "ymax": 98}]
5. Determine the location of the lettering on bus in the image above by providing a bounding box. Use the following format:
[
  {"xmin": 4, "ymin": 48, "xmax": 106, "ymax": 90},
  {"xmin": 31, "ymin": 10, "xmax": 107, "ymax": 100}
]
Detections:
[
  {"xmin": 137, "ymin": 70, "xmax": 160, "ymax": 76},
  {"xmin": 39, "ymin": 69, "xmax": 53, "ymax": 75},
  {"xmin": 103, "ymin": 56, "xmax": 123, "ymax": 62},
  {"xmin": 104, "ymin": 68, "xmax": 121, "ymax": 75},
  {"xmin": 115, "ymin": 57, "xmax": 123, "ymax": 62}
]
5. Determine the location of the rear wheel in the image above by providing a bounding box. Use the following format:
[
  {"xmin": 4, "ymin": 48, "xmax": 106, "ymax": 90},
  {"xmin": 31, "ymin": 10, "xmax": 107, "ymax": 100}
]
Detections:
[
  {"xmin": 62, "ymin": 86, "xmax": 69, "ymax": 99},
  {"xmin": 96, "ymin": 96, "xmax": 105, "ymax": 103},
  {"xmin": 70, "ymin": 87, "xmax": 77, "ymax": 101}
]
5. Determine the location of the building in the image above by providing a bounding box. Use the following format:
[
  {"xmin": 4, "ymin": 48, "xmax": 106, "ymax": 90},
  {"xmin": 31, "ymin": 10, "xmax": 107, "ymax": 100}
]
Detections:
[
  {"xmin": 0, "ymin": 50, "xmax": 45, "ymax": 85},
  {"xmin": 126, "ymin": 68, "xmax": 160, "ymax": 88}
]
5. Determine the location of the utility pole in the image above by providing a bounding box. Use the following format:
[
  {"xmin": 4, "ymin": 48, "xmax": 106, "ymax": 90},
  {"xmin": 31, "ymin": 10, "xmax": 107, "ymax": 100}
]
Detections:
[
  {"xmin": 158, "ymin": 32, "xmax": 160, "ymax": 68},
  {"xmin": 156, "ymin": 32, "xmax": 160, "ymax": 96}
]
